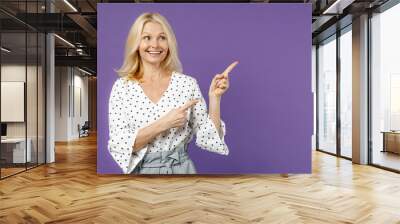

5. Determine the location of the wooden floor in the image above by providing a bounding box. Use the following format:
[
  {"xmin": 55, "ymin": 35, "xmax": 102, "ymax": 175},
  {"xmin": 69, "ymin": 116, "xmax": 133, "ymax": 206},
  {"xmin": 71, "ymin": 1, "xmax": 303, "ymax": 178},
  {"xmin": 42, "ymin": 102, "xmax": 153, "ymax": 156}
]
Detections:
[
  {"xmin": 373, "ymin": 150, "xmax": 400, "ymax": 171},
  {"xmin": 1, "ymin": 134, "xmax": 400, "ymax": 223},
  {"xmin": 0, "ymin": 167, "xmax": 26, "ymax": 178}
]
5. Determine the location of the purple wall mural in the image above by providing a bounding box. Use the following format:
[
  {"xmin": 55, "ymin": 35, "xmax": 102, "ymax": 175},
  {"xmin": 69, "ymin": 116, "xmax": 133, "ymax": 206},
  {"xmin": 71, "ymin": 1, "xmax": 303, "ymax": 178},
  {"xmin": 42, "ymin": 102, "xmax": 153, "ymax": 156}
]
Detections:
[{"xmin": 97, "ymin": 3, "xmax": 312, "ymax": 174}]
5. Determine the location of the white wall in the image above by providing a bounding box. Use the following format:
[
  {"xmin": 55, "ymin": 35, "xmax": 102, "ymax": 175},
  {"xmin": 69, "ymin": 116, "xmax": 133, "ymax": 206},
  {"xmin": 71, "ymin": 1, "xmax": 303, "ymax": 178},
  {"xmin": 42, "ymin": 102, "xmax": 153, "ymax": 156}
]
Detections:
[
  {"xmin": 55, "ymin": 67, "xmax": 89, "ymax": 141},
  {"xmin": 55, "ymin": 66, "xmax": 69, "ymax": 141},
  {"xmin": 72, "ymin": 73, "xmax": 89, "ymax": 138},
  {"xmin": 1, "ymin": 65, "xmax": 39, "ymax": 137},
  {"xmin": 1, "ymin": 65, "xmax": 25, "ymax": 131}
]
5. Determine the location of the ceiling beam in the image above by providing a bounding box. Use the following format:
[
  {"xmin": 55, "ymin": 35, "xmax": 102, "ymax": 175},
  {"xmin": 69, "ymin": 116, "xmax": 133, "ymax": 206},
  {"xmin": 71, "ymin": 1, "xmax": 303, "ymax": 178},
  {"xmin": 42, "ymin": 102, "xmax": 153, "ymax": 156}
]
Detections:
[{"xmin": 55, "ymin": 55, "xmax": 96, "ymax": 72}]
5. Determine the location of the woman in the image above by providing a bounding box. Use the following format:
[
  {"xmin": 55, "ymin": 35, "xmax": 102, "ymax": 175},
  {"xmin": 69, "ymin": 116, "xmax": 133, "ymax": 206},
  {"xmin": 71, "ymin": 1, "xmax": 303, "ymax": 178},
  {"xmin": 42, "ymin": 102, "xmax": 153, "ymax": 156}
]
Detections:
[{"xmin": 108, "ymin": 12, "xmax": 238, "ymax": 174}]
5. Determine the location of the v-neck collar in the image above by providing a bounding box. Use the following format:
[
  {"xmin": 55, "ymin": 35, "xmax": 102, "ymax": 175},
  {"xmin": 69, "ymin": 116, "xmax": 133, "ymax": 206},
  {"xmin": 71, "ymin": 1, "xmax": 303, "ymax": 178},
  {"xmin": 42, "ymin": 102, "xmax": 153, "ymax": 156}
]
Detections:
[{"xmin": 136, "ymin": 71, "xmax": 175, "ymax": 106}]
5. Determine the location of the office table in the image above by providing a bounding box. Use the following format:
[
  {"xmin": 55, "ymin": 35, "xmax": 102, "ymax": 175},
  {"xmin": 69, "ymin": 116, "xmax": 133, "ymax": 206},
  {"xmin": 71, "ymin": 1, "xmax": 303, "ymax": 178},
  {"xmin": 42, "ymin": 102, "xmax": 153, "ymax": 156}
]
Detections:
[
  {"xmin": 381, "ymin": 131, "xmax": 400, "ymax": 154},
  {"xmin": 1, "ymin": 138, "xmax": 32, "ymax": 163}
]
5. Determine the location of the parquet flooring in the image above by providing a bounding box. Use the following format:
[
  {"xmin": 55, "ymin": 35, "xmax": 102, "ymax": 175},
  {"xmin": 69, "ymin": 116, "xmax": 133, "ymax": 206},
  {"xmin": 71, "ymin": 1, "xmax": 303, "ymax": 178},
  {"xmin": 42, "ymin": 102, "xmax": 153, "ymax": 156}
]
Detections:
[
  {"xmin": 1, "ymin": 167, "xmax": 26, "ymax": 177},
  {"xmin": 1, "ymin": 134, "xmax": 400, "ymax": 223}
]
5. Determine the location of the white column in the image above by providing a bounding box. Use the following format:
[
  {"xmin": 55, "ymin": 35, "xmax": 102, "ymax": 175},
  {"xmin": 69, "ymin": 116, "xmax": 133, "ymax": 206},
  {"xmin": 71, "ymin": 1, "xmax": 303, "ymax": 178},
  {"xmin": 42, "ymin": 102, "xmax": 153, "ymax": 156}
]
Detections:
[
  {"xmin": 45, "ymin": 1, "xmax": 55, "ymax": 163},
  {"xmin": 46, "ymin": 33, "xmax": 55, "ymax": 163},
  {"xmin": 352, "ymin": 14, "xmax": 369, "ymax": 164}
]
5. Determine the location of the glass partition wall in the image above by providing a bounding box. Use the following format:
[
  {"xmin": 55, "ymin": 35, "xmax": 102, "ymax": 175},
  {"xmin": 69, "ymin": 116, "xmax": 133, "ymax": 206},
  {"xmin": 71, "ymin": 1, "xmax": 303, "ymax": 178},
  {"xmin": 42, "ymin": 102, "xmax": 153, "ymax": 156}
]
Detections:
[
  {"xmin": 316, "ymin": 26, "xmax": 353, "ymax": 159},
  {"xmin": 0, "ymin": 1, "xmax": 46, "ymax": 179},
  {"xmin": 370, "ymin": 2, "xmax": 400, "ymax": 172},
  {"xmin": 317, "ymin": 35, "xmax": 337, "ymax": 155},
  {"xmin": 316, "ymin": 0, "xmax": 400, "ymax": 172},
  {"xmin": 339, "ymin": 27, "xmax": 352, "ymax": 159}
]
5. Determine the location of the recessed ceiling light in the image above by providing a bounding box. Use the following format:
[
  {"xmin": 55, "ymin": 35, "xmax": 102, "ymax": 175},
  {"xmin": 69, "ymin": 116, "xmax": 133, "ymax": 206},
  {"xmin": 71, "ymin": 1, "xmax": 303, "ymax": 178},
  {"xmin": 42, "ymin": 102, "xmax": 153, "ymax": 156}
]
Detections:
[
  {"xmin": 63, "ymin": 0, "xmax": 78, "ymax": 12},
  {"xmin": 54, "ymin": 34, "xmax": 75, "ymax": 48},
  {"xmin": 1, "ymin": 47, "xmax": 11, "ymax": 53},
  {"xmin": 78, "ymin": 67, "xmax": 93, "ymax": 76},
  {"xmin": 323, "ymin": 0, "xmax": 355, "ymax": 15}
]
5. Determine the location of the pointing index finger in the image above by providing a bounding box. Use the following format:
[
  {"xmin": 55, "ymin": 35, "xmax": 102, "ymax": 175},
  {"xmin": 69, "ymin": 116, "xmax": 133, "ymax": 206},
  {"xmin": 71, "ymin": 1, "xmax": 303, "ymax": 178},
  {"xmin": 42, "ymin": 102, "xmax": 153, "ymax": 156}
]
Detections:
[
  {"xmin": 222, "ymin": 61, "xmax": 239, "ymax": 77},
  {"xmin": 180, "ymin": 99, "xmax": 199, "ymax": 111}
]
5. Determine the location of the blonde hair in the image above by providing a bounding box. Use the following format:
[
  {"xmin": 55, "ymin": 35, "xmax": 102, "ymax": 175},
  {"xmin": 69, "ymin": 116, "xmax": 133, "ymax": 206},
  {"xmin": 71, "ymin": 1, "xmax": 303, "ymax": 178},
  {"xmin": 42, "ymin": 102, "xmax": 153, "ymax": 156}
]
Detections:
[{"xmin": 117, "ymin": 13, "xmax": 182, "ymax": 81}]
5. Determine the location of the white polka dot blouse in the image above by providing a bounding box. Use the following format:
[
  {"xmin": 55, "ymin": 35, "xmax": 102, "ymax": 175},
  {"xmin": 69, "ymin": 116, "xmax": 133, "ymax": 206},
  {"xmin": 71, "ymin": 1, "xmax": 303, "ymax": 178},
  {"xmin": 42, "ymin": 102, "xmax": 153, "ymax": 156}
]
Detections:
[{"xmin": 108, "ymin": 71, "xmax": 229, "ymax": 174}]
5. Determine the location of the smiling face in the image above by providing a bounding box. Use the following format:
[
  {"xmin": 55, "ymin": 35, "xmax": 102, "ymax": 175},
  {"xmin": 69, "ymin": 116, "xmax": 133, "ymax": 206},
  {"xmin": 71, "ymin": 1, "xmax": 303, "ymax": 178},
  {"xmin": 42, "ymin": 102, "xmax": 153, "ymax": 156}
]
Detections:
[{"xmin": 138, "ymin": 21, "xmax": 169, "ymax": 67}]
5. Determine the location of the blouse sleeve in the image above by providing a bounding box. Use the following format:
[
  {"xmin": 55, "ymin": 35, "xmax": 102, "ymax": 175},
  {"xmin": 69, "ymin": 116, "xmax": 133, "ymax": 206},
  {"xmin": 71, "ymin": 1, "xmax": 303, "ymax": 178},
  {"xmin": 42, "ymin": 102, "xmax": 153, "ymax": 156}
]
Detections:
[
  {"xmin": 108, "ymin": 79, "xmax": 147, "ymax": 174},
  {"xmin": 188, "ymin": 78, "xmax": 229, "ymax": 155}
]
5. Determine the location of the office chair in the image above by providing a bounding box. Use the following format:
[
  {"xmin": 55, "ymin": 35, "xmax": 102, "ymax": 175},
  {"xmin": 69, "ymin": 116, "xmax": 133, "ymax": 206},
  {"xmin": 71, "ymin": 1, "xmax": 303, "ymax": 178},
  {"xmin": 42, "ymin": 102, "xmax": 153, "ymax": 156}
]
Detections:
[{"xmin": 79, "ymin": 121, "xmax": 90, "ymax": 138}]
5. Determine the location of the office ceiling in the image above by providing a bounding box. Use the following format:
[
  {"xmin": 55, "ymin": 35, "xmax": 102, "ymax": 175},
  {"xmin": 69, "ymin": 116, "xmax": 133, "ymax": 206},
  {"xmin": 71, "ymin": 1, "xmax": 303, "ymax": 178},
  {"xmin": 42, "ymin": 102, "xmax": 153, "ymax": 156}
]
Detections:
[{"xmin": 0, "ymin": 0, "xmax": 391, "ymax": 76}]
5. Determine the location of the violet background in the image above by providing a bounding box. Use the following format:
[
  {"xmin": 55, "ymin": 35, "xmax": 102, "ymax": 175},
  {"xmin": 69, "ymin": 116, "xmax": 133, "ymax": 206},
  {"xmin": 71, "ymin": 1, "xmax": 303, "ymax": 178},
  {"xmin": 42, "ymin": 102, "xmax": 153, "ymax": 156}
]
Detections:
[{"xmin": 97, "ymin": 3, "xmax": 312, "ymax": 174}]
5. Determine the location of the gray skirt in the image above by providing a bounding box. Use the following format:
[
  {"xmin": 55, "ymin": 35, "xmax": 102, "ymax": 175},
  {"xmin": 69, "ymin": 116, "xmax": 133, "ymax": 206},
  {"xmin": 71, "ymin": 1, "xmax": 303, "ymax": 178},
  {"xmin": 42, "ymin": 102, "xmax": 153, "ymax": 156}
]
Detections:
[{"xmin": 132, "ymin": 143, "xmax": 197, "ymax": 175}]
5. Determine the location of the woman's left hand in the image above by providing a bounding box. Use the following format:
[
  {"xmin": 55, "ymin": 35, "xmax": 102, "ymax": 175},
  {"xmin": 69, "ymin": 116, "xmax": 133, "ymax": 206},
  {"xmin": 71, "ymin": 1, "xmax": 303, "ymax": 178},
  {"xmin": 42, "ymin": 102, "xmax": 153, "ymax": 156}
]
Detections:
[{"xmin": 209, "ymin": 61, "xmax": 238, "ymax": 98}]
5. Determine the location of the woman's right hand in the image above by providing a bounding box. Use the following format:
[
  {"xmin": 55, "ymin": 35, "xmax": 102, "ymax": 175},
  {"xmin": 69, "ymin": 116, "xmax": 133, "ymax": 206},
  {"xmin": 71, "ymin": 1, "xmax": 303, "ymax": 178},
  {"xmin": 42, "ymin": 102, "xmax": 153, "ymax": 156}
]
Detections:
[{"xmin": 159, "ymin": 99, "xmax": 199, "ymax": 131}]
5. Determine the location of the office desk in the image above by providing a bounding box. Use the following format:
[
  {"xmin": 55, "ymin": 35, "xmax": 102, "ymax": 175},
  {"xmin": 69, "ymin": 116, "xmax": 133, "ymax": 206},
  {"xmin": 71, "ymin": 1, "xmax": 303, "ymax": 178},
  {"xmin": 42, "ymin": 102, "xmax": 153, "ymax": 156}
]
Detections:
[
  {"xmin": 1, "ymin": 138, "xmax": 32, "ymax": 163},
  {"xmin": 381, "ymin": 131, "xmax": 400, "ymax": 154}
]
